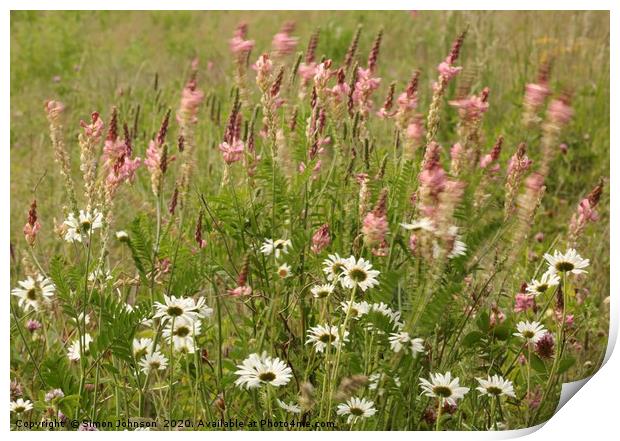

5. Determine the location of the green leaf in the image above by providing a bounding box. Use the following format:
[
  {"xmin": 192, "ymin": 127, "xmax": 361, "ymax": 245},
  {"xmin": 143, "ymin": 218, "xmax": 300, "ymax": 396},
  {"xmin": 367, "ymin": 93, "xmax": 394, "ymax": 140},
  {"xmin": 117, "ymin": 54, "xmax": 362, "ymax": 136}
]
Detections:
[
  {"xmin": 57, "ymin": 394, "xmax": 79, "ymax": 419},
  {"xmin": 463, "ymin": 331, "xmax": 484, "ymax": 347},
  {"xmin": 491, "ymin": 322, "xmax": 512, "ymax": 340},
  {"xmin": 557, "ymin": 355, "xmax": 576, "ymax": 374},
  {"xmin": 530, "ymin": 354, "xmax": 547, "ymax": 373},
  {"xmin": 476, "ymin": 311, "xmax": 490, "ymax": 332},
  {"xmin": 128, "ymin": 215, "xmax": 153, "ymax": 282}
]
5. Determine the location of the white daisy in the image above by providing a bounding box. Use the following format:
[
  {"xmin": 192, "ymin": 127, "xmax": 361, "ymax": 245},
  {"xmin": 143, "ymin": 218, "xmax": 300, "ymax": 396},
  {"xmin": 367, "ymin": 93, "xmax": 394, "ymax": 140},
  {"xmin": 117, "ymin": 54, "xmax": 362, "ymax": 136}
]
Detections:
[
  {"xmin": 67, "ymin": 333, "xmax": 93, "ymax": 361},
  {"xmin": 419, "ymin": 372, "xmax": 470, "ymax": 406},
  {"xmin": 132, "ymin": 337, "xmax": 159, "ymax": 358},
  {"xmin": 163, "ymin": 317, "xmax": 201, "ymax": 353},
  {"xmin": 306, "ymin": 324, "xmax": 349, "ymax": 353},
  {"xmin": 71, "ymin": 312, "xmax": 91, "ymax": 327},
  {"xmin": 432, "ymin": 227, "xmax": 467, "ymax": 259},
  {"xmin": 276, "ymin": 399, "xmax": 301, "ymax": 414},
  {"xmin": 476, "ymin": 375, "xmax": 516, "ymax": 398},
  {"xmin": 139, "ymin": 351, "xmax": 168, "ymax": 374},
  {"xmin": 369, "ymin": 373, "xmax": 401, "ymax": 394},
  {"xmin": 80, "ymin": 209, "xmax": 103, "ymax": 231},
  {"xmin": 10, "ymin": 398, "xmax": 34, "ymax": 413},
  {"xmin": 389, "ymin": 332, "xmax": 424, "ymax": 354},
  {"xmin": 11, "ymin": 274, "xmax": 55, "ymax": 311},
  {"xmin": 449, "ymin": 237, "xmax": 467, "ymax": 259},
  {"xmin": 172, "ymin": 338, "xmax": 196, "ymax": 354},
  {"xmin": 88, "ymin": 268, "xmax": 113, "ymax": 283},
  {"xmin": 526, "ymin": 271, "xmax": 560, "ymax": 296},
  {"xmin": 340, "ymin": 256, "xmax": 380, "ymax": 292},
  {"xmin": 340, "ymin": 300, "xmax": 370, "ymax": 319},
  {"xmin": 234, "ymin": 353, "xmax": 293, "ymax": 389},
  {"xmin": 260, "ymin": 239, "xmax": 292, "ymax": 259},
  {"xmin": 311, "ymin": 283, "xmax": 335, "ymax": 299},
  {"xmin": 514, "ymin": 320, "xmax": 547, "ymax": 344},
  {"xmin": 400, "ymin": 218, "xmax": 435, "ymax": 232},
  {"xmin": 198, "ymin": 301, "xmax": 214, "ymax": 319},
  {"xmin": 153, "ymin": 295, "xmax": 201, "ymax": 323},
  {"xmin": 277, "ymin": 263, "xmax": 292, "ymax": 279},
  {"xmin": 410, "ymin": 337, "xmax": 425, "ymax": 355},
  {"xmin": 63, "ymin": 209, "xmax": 103, "ymax": 242},
  {"xmin": 322, "ymin": 253, "xmax": 348, "ymax": 282},
  {"xmin": 336, "ymin": 397, "xmax": 376, "ymax": 424},
  {"xmin": 544, "ymin": 248, "xmax": 590, "ymax": 276},
  {"xmin": 389, "ymin": 331, "xmax": 411, "ymax": 353},
  {"xmin": 370, "ymin": 302, "xmax": 403, "ymax": 329},
  {"xmin": 115, "ymin": 230, "xmax": 129, "ymax": 242},
  {"xmin": 63, "ymin": 212, "xmax": 82, "ymax": 242}
]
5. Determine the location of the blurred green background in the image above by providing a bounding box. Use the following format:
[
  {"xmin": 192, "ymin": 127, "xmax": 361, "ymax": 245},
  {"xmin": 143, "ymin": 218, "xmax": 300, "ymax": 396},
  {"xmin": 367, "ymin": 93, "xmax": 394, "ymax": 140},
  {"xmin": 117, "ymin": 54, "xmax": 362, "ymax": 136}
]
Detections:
[{"xmin": 10, "ymin": 10, "xmax": 609, "ymax": 258}]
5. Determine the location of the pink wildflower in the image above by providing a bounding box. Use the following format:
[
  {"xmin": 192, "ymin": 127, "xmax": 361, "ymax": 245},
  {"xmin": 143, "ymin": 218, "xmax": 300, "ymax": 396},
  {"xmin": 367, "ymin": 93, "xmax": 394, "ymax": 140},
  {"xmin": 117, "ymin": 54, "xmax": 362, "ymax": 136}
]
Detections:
[
  {"xmin": 437, "ymin": 60, "xmax": 462, "ymax": 82},
  {"xmin": 298, "ymin": 62, "xmax": 317, "ymax": 85},
  {"xmin": 311, "ymin": 223, "xmax": 331, "ymax": 254},
  {"xmin": 102, "ymin": 118, "xmax": 141, "ymax": 195},
  {"xmin": 272, "ymin": 22, "xmax": 298, "ymax": 56},
  {"xmin": 362, "ymin": 212, "xmax": 388, "ymax": 246},
  {"xmin": 479, "ymin": 136, "xmax": 503, "ymax": 175},
  {"xmin": 405, "ymin": 116, "xmax": 424, "ymax": 143},
  {"xmin": 448, "ymin": 88, "xmax": 489, "ymax": 121},
  {"xmin": 177, "ymin": 77, "xmax": 204, "ymax": 125},
  {"xmin": 514, "ymin": 292, "xmax": 536, "ymax": 313},
  {"xmin": 219, "ymin": 139, "xmax": 245, "ymax": 165},
  {"xmin": 27, "ymin": 319, "xmax": 42, "ymax": 333},
  {"xmin": 23, "ymin": 199, "xmax": 41, "ymax": 247},
  {"xmin": 489, "ymin": 304, "xmax": 506, "ymax": 327},
  {"xmin": 228, "ymin": 258, "xmax": 252, "ymax": 297},
  {"xmin": 253, "ymin": 53, "xmax": 273, "ymax": 92},
  {"xmin": 230, "ymin": 23, "xmax": 255, "ymax": 56},
  {"xmin": 569, "ymin": 179, "xmax": 603, "ymax": 243},
  {"xmin": 144, "ymin": 111, "xmax": 174, "ymax": 197},
  {"xmin": 80, "ymin": 112, "xmax": 104, "ymax": 141},
  {"xmin": 144, "ymin": 140, "xmax": 162, "ymax": 172},
  {"xmin": 195, "ymin": 212, "xmax": 206, "ymax": 249},
  {"xmin": 362, "ymin": 189, "xmax": 389, "ymax": 252},
  {"xmin": 352, "ymin": 67, "xmax": 381, "ymax": 114},
  {"xmin": 547, "ymin": 96, "xmax": 573, "ymax": 127},
  {"xmin": 507, "ymin": 144, "xmax": 532, "ymax": 176},
  {"xmin": 535, "ymin": 332, "xmax": 555, "ymax": 358},
  {"xmin": 330, "ymin": 69, "xmax": 350, "ymax": 104},
  {"xmin": 397, "ymin": 91, "xmax": 418, "ymax": 111},
  {"xmin": 418, "ymin": 143, "xmax": 447, "ymax": 220},
  {"xmin": 524, "ymin": 82, "xmax": 550, "ymax": 108},
  {"xmin": 44, "ymin": 100, "xmax": 64, "ymax": 119},
  {"xmin": 526, "ymin": 388, "xmax": 542, "ymax": 409},
  {"xmin": 228, "ymin": 286, "xmax": 252, "ymax": 297}
]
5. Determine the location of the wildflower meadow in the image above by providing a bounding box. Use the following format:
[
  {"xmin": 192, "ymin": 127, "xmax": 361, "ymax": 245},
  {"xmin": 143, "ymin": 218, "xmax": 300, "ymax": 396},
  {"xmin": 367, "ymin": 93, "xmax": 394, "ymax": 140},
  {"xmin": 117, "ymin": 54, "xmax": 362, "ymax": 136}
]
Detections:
[{"xmin": 9, "ymin": 10, "xmax": 610, "ymax": 431}]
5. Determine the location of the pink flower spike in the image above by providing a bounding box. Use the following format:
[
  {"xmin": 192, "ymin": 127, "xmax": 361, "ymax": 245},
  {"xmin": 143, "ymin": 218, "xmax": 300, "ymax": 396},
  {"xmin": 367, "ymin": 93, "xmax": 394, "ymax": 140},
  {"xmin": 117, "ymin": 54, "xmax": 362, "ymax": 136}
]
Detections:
[
  {"xmin": 514, "ymin": 293, "xmax": 536, "ymax": 313},
  {"xmin": 228, "ymin": 285, "xmax": 252, "ymax": 297},
  {"xmin": 547, "ymin": 98, "xmax": 573, "ymax": 126},
  {"xmin": 230, "ymin": 23, "xmax": 255, "ymax": 56},
  {"xmin": 524, "ymin": 83, "xmax": 550, "ymax": 108},
  {"xmin": 438, "ymin": 60, "xmax": 462, "ymax": 81},
  {"xmin": 219, "ymin": 140, "xmax": 245, "ymax": 165},
  {"xmin": 80, "ymin": 112, "xmax": 104, "ymax": 140},
  {"xmin": 272, "ymin": 22, "xmax": 298, "ymax": 56},
  {"xmin": 311, "ymin": 223, "xmax": 331, "ymax": 254}
]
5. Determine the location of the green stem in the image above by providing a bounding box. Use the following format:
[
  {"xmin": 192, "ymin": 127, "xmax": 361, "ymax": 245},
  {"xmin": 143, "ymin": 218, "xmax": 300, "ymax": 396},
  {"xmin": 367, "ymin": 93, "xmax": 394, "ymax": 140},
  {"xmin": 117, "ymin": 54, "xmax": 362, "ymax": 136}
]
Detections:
[{"xmin": 168, "ymin": 317, "xmax": 175, "ymax": 428}]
